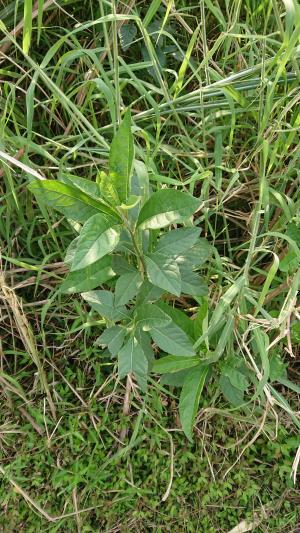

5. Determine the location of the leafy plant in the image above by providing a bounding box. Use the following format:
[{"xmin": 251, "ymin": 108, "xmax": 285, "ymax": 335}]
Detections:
[{"xmin": 28, "ymin": 110, "xmax": 212, "ymax": 440}]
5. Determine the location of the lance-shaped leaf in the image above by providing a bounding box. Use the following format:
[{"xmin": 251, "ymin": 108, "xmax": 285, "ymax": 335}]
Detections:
[
  {"xmin": 136, "ymin": 189, "xmax": 199, "ymax": 229},
  {"xmin": 28, "ymin": 180, "xmax": 120, "ymax": 223},
  {"xmin": 145, "ymin": 253, "xmax": 181, "ymax": 296},
  {"xmin": 70, "ymin": 214, "xmax": 120, "ymax": 271},
  {"xmin": 179, "ymin": 364, "xmax": 208, "ymax": 441},
  {"xmin": 114, "ymin": 271, "xmax": 143, "ymax": 306},
  {"xmin": 150, "ymin": 323, "xmax": 195, "ymax": 356},
  {"xmin": 176, "ymin": 239, "xmax": 211, "ymax": 268},
  {"xmin": 156, "ymin": 227, "xmax": 200, "ymax": 256},
  {"xmin": 109, "ymin": 109, "xmax": 134, "ymax": 204},
  {"xmin": 135, "ymin": 303, "xmax": 171, "ymax": 330},
  {"xmin": 179, "ymin": 266, "xmax": 208, "ymax": 297},
  {"xmin": 60, "ymin": 174, "xmax": 101, "ymax": 198},
  {"xmin": 152, "ymin": 355, "xmax": 199, "ymax": 374},
  {"xmin": 95, "ymin": 325, "xmax": 126, "ymax": 356},
  {"xmin": 82, "ymin": 290, "xmax": 129, "ymax": 321},
  {"xmin": 118, "ymin": 336, "xmax": 148, "ymax": 391},
  {"xmin": 60, "ymin": 256, "xmax": 115, "ymax": 294}
]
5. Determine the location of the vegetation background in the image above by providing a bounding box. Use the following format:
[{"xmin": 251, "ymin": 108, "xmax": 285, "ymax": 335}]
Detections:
[{"xmin": 0, "ymin": 0, "xmax": 299, "ymax": 531}]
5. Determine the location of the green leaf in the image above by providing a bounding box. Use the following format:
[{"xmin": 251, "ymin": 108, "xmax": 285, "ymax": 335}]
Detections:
[
  {"xmin": 114, "ymin": 271, "xmax": 143, "ymax": 306},
  {"xmin": 151, "ymin": 323, "xmax": 195, "ymax": 356},
  {"xmin": 135, "ymin": 303, "xmax": 171, "ymax": 330},
  {"xmin": 64, "ymin": 237, "xmax": 79, "ymax": 266},
  {"xmin": 219, "ymin": 375, "xmax": 244, "ymax": 407},
  {"xmin": 269, "ymin": 355, "xmax": 287, "ymax": 382},
  {"xmin": 28, "ymin": 180, "xmax": 120, "ymax": 223},
  {"xmin": 176, "ymin": 239, "xmax": 211, "ymax": 268},
  {"xmin": 60, "ymin": 256, "xmax": 115, "ymax": 294},
  {"xmin": 71, "ymin": 214, "xmax": 120, "ymax": 271},
  {"xmin": 179, "ymin": 365, "xmax": 208, "ymax": 441},
  {"xmin": 98, "ymin": 170, "xmax": 119, "ymax": 205},
  {"xmin": 156, "ymin": 228, "xmax": 200, "ymax": 256},
  {"xmin": 152, "ymin": 355, "xmax": 199, "ymax": 374},
  {"xmin": 60, "ymin": 174, "xmax": 101, "ymax": 198},
  {"xmin": 221, "ymin": 365, "xmax": 249, "ymax": 392},
  {"xmin": 23, "ymin": 0, "xmax": 32, "ymax": 54},
  {"xmin": 135, "ymin": 329, "xmax": 154, "ymax": 367},
  {"xmin": 137, "ymin": 189, "xmax": 199, "ymax": 229},
  {"xmin": 119, "ymin": 22, "xmax": 138, "ymax": 51},
  {"xmin": 95, "ymin": 326, "xmax": 126, "ymax": 356},
  {"xmin": 118, "ymin": 337, "xmax": 148, "ymax": 391},
  {"xmin": 145, "ymin": 253, "xmax": 181, "ymax": 296},
  {"xmin": 109, "ymin": 109, "xmax": 134, "ymax": 204},
  {"xmin": 179, "ymin": 267, "xmax": 208, "ymax": 297},
  {"xmin": 82, "ymin": 290, "xmax": 129, "ymax": 321},
  {"xmin": 136, "ymin": 280, "xmax": 163, "ymax": 306},
  {"xmin": 161, "ymin": 369, "xmax": 190, "ymax": 387},
  {"xmin": 156, "ymin": 301, "xmax": 195, "ymax": 339},
  {"xmin": 111, "ymin": 255, "xmax": 136, "ymax": 275}
]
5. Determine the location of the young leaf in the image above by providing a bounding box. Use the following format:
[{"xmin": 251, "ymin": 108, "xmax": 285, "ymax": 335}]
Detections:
[
  {"xmin": 28, "ymin": 180, "xmax": 120, "ymax": 223},
  {"xmin": 82, "ymin": 290, "xmax": 129, "ymax": 321},
  {"xmin": 70, "ymin": 214, "xmax": 120, "ymax": 271},
  {"xmin": 114, "ymin": 271, "xmax": 143, "ymax": 306},
  {"xmin": 135, "ymin": 303, "xmax": 171, "ymax": 330},
  {"xmin": 109, "ymin": 109, "xmax": 134, "ymax": 204},
  {"xmin": 156, "ymin": 228, "xmax": 200, "ymax": 256},
  {"xmin": 145, "ymin": 253, "xmax": 181, "ymax": 296},
  {"xmin": 118, "ymin": 336, "xmax": 148, "ymax": 391},
  {"xmin": 152, "ymin": 355, "xmax": 199, "ymax": 374},
  {"xmin": 98, "ymin": 170, "xmax": 119, "ymax": 205},
  {"xmin": 151, "ymin": 323, "xmax": 195, "ymax": 356},
  {"xmin": 136, "ymin": 189, "xmax": 199, "ymax": 229},
  {"xmin": 95, "ymin": 325, "xmax": 126, "ymax": 356},
  {"xmin": 60, "ymin": 256, "xmax": 115, "ymax": 294},
  {"xmin": 179, "ymin": 365, "xmax": 208, "ymax": 441}
]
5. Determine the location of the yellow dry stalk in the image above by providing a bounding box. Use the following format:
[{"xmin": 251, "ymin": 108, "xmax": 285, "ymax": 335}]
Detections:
[{"xmin": 0, "ymin": 270, "xmax": 56, "ymax": 420}]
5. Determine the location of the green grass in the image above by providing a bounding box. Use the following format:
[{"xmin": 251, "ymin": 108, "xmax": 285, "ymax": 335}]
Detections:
[{"xmin": 0, "ymin": 0, "xmax": 299, "ymax": 530}]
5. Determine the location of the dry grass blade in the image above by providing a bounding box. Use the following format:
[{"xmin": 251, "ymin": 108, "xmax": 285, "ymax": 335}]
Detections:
[{"xmin": 0, "ymin": 270, "xmax": 56, "ymax": 419}]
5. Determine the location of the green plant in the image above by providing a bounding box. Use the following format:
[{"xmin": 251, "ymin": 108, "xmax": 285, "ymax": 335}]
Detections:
[{"xmin": 28, "ymin": 110, "xmax": 213, "ymax": 440}]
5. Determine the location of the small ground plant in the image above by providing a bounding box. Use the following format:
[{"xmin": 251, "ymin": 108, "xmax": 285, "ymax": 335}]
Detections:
[{"xmin": 29, "ymin": 110, "xmax": 213, "ymax": 439}]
